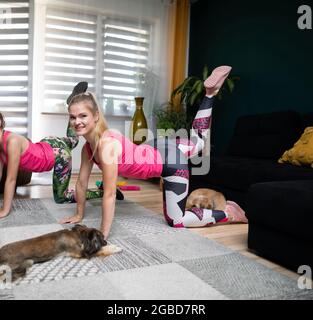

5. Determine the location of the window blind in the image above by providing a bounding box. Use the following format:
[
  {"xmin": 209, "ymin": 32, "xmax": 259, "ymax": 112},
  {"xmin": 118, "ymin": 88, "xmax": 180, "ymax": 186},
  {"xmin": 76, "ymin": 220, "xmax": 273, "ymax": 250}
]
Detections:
[
  {"xmin": 0, "ymin": 0, "xmax": 29, "ymax": 136},
  {"xmin": 44, "ymin": 7, "xmax": 97, "ymax": 111},
  {"xmin": 44, "ymin": 8, "xmax": 152, "ymax": 114},
  {"xmin": 102, "ymin": 18, "xmax": 151, "ymax": 111}
]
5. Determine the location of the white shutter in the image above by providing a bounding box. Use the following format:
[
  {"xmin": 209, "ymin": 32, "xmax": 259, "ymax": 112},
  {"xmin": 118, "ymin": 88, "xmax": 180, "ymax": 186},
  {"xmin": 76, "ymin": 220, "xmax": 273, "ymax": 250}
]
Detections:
[
  {"xmin": 44, "ymin": 7, "xmax": 97, "ymax": 112},
  {"xmin": 102, "ymin": 18, "xmax": 151, "ymax": 112},
  {"xmin": 0, "ymin": 0, "xmax": 29, "ymax": 136}
]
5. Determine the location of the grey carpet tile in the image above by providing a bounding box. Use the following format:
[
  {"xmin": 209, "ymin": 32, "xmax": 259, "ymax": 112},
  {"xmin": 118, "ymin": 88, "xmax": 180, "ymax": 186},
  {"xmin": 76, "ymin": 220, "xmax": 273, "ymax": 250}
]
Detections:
[
  {"xmin": 93, "ymin": 199, "xmax": 157, "ymax": 218},
  {"xmin": 46, "ymin": 206, "xmax": 102, "ymax": 222},
  {"xmin": 179, "ymin": 253, "xmax": 313, "ymax": 300},
  {"xmin": 1, "ymin": 198, "xmax": 308, "ymax": 300},
  {"xmin": 13, "ymin": 274, "xmax": 123, "ymax": 300},
  {"xmin": 62, "ymin": 220, "xmax": 136, "ymax": 239},
  {"xmin": 264, "ymin": 290, "xmax": 313, "ymax": 300},
  {"xmin": 40, "ymin": 198, "xmax": 93, "ymax": 211},
  {"xmin": 115, "ymin": 215, "xmax": 183, "ymax": 236},
  {"xmin": 0, "ymin": 289, "xmax": 14, "ymax": 300},
  {"xmin": 138, "ymin": 231, "xmax": 232, "ymax": 262},
  {"xmin": 40, "ymin": 198, "xmax": 159, "ymax": 225},
  {"xmin": 14, "ymin": 256, "xmax": 101, "ymax": 285},
  {"xmin": 101, "ymin": 263, "xmax": 228, "ymax": 300},
  {"xmin": 92, "ymin": 237, "xmax": 171, "ymax": 273},
  {"xmin": 0, "ymin": 199, "xmax": 56, "ymax": 228},
  {"xmin": 0, "ymin": 224, "xmax": 63, "ymax": 247}
]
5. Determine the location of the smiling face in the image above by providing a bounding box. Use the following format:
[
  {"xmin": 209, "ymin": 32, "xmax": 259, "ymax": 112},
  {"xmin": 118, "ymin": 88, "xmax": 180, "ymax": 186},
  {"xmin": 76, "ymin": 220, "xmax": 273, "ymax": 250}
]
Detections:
[{"xmin": 68, "ymin": 101, "xmax": 99, "ymax": 137}]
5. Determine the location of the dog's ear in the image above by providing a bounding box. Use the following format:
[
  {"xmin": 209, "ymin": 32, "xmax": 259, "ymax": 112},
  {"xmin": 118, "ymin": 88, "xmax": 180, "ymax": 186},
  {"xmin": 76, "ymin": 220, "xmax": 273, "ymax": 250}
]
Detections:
[
  {"xmin": 90, "ymin": 230, "xmax": 107, "ymax": 250},
  {"xmin": 82, "ymin": 229, "xmax": 107, "ymax": 258}
]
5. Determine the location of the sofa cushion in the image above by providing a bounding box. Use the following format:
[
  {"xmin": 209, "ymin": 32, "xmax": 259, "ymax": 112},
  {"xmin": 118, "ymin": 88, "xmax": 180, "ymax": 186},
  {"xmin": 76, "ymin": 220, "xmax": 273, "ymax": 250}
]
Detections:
[
  {"xmin": 246, "ymin": 180, "xmax": 313, "ymax": 241},
  {"xmin": 278, "ymin": 127, "xmax": 313, "ymax": 167},
  {"xmin": 202, "ymin": 155, "xmax": 313, "ymax": 192},
  {"xmin": 227, "ymin": 110, "xmax": 302, "ymax": 159}
]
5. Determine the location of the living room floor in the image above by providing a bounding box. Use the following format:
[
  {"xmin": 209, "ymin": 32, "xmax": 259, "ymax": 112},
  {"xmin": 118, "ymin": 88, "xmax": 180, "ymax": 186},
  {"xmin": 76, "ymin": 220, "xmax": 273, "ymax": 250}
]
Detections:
[{"xmin": 16, "ymin": 173, "xmax": 299, "ymax": 281}]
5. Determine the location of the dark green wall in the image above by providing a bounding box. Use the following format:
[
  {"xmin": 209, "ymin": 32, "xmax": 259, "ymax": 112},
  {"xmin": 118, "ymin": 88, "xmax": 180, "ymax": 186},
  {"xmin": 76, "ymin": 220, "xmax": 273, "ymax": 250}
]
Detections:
[{"xmin": 188, "ymin": 0, "xmax": 313, "ymax": 154}]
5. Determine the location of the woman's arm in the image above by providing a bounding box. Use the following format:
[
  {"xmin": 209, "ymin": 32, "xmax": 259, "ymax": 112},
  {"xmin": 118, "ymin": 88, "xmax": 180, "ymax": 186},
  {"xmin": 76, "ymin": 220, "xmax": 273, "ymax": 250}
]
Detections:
[
  {"xmin": 59, "ymin": 145, "xmax": 93, "ymax": 224},
  {"xmin": 0, "ymin": 161, "xmax": 3, "ymax": 183},
  {"xmin": 0, "ymin": 137, "xmax": 21, "ymax": 218},
  {"xmin": 99, "ymin": 138, "xmax": 120, "ymax": 239}
]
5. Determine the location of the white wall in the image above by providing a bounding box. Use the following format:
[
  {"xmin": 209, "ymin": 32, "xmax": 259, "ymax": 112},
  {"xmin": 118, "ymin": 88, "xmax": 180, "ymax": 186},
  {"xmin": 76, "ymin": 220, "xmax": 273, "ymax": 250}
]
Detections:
[{"xmin": 31, "ymin": 0, "xmax": 172, "ymax": 171}]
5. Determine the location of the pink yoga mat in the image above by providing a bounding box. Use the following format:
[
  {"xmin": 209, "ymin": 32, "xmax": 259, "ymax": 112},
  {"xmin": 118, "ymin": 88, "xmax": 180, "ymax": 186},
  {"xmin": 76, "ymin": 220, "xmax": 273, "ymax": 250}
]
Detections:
[{"xmin": 119, "ymin": 185, "xmax": 141, "ymax": 191}]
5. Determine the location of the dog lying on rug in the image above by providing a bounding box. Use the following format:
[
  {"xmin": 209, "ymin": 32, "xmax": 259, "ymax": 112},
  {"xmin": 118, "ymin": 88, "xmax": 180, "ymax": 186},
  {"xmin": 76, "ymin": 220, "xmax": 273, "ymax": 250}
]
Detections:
[{"xmin": 0, "ymin": 224, "xmax": 122, "ymax": 281}]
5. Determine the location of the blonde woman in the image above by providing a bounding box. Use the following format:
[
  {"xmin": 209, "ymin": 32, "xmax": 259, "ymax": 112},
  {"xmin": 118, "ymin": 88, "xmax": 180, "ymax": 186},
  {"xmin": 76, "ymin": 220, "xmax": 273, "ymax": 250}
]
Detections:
[{"xmin": 61, "ymin": 66, "xmax": 247, "ymax": 239}]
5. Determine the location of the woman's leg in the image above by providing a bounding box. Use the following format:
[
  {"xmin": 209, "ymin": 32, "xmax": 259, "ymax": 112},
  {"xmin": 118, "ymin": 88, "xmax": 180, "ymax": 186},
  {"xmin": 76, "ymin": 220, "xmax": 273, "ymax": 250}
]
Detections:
[
  {"xmin": 161, "ymin": 145, "xmax": 229, "ymax": 227},
  {"xmin": 176, "ymin": 95, "xmax": 214, "ymax": 159},
  {"xmin": 161, "ymin": 161, "xmax": 247, "ymax": 227},
  {"xmin": 41, "ymin": 136, "xmax": 103, "ymax": 203},
  {"xmin": 160, "ymin": 66, "xmax": 247, "ymax": 227},
  {"xmin": 64, "ymin": 121, "xmax": 79, "ymax": 150},
  {"xmin": 177, "ymin": 66, "xmax": 232, "ymax": 159}
]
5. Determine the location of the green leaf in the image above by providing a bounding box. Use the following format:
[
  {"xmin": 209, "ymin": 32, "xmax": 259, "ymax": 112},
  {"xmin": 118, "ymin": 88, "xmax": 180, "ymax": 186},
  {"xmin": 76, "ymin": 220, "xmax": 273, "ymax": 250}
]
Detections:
[
  {"xmin": 195, "ymin": 80, "xmax": 204, "ymax": 94},
  {"xmin": 226, "ymin": 78, "xmax": 234, "ymax": 93},
  {"xmin": 190, "ymin": 79, "xmax": 201, "ymax": 94},
  {"xmin": 202, "ymin": 65, "xmax": 209, "ymax": 80},
  {"xmin": 190, "ymin": 91, "xmax": 198, "ymax": 106}
]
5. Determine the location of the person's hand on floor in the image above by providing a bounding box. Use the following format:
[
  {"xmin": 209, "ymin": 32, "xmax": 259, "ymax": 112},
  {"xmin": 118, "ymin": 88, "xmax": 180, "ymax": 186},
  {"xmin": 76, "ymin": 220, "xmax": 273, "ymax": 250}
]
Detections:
[
  {"xmin": 59, "ymin": 214, "xmax": 83, "ymax": 224},
  {"xmin": 0, "ymin": 208, "xmax": 10, "ymax": 219}
]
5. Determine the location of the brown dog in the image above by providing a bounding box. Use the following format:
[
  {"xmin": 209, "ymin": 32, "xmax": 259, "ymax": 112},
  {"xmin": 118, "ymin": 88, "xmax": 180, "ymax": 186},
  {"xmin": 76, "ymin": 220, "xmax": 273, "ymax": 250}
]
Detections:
[
  {"xmin": 186, "ymin": 188, "xmax": 226, "ymax": 211},
  {"xmin": 0, "ymin": 225, "xmax": 121, "ymax": 281}
]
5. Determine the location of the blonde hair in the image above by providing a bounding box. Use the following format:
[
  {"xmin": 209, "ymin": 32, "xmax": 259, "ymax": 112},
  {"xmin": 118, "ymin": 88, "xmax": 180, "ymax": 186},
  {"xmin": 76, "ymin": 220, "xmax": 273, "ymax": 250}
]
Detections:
[{"xmin": 68, "ymin": 92, "xmax": 108, "ymax": 159}]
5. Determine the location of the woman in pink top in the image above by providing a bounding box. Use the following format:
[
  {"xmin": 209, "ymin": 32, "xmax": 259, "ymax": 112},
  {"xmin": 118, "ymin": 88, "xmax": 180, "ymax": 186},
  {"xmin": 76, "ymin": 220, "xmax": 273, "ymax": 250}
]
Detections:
[
  {"xmin": 0, "ymin": 83, "xmax": 108, "ymax": 218},
  {"xmin": 61, "ymin": 66, "xmax": 248, "ymax": 239},
  {"xmin": 0, "ymin": 113, "xmax": 79, "ymax": 218}
]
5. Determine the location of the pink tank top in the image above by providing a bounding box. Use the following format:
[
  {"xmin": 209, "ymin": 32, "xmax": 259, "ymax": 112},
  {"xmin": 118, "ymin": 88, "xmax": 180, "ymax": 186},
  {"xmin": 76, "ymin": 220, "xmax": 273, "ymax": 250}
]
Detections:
[
  {"xmin": 1, "ymin": 131, "xmax": 55, "ymax": 172},
  {"xmin": 84, "ymin": 130, "xmax": 163, "ymax": 179}
]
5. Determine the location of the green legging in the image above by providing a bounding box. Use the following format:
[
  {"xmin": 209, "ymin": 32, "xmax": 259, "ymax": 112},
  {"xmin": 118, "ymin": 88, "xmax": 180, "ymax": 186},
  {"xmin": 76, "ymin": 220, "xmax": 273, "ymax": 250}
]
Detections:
[{"xmin": 41, "ymin": 124, "xmax": 103, "ymax": 203}]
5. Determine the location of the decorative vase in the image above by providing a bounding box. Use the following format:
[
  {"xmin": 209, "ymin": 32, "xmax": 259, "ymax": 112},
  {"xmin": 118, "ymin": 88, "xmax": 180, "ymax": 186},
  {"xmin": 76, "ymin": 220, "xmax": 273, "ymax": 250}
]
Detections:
[{"xmin": 131, "ymin": 97, "xmax": 148, "ymax": 145}]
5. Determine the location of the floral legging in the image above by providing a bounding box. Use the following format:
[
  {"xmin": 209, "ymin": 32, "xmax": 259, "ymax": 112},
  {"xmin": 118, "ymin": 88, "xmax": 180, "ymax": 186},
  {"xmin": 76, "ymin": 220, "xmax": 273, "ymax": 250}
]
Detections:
[{"xmin": 41, "ymin": 124, "xmax": 102, "ymax": 203}]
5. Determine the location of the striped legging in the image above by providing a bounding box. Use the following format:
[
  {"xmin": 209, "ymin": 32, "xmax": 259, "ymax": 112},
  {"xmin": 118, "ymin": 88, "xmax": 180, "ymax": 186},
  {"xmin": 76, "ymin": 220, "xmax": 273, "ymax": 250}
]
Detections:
[{"xmin": 151, "ymin": 96, "xmax": 229, "ymax": 227}]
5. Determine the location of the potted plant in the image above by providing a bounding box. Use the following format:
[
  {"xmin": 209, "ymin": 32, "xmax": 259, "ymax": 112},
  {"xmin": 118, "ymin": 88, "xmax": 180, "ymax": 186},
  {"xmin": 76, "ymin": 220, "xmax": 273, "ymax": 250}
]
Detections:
[{"xmin": 154, "ymin": 102, "xmax": 192, "ymax": 137}]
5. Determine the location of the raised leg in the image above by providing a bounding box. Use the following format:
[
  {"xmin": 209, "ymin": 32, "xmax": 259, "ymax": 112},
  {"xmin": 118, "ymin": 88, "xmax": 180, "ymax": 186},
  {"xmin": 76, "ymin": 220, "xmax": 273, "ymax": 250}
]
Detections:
[{"xmin": 177, "ymin": 66, "xmax": 232, "ymax": 159}]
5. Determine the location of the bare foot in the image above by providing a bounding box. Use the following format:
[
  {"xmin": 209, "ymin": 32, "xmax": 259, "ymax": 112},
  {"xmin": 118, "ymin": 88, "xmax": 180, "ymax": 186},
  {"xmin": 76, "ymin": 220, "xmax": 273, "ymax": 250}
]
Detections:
[{"xmin": 225, "ymin": 201, "xmax": 248, "ymax": 223}]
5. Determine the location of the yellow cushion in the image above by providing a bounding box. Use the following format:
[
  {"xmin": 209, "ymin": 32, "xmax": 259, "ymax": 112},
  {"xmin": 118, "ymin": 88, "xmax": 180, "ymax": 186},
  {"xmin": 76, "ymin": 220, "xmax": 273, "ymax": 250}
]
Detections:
[{"xmin": 278, "ymin": 127, "xmax": 313, "ymax": 167}]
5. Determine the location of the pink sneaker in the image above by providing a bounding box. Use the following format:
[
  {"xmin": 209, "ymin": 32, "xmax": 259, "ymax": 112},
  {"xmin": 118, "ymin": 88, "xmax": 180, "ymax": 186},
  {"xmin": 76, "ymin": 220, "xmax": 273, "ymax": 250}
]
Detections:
[
  {"xmin": 204, "ymin": 66, "xmax": 232, "ymax": 96},
  {"xmin": 225, "ymin": 200, "xmax": 248, "ymax": 223}
]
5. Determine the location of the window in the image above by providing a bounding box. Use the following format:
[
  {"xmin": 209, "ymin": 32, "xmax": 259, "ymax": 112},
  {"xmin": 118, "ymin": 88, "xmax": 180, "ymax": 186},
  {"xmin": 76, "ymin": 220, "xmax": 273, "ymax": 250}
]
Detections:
[
  {"xmin": 102, "ymin": 18, "xmax": 151, "ymax": 115},
  {"xmin": 44, "ymin": 7, "xmax": 97, "ymax": 113},
  {"xmin": 0, "ymin": 1, "xmax": 30, "ymax": 136},
  {"xmin": 43, "ymin": 7, "xmax": 152, "ymax": 115}
]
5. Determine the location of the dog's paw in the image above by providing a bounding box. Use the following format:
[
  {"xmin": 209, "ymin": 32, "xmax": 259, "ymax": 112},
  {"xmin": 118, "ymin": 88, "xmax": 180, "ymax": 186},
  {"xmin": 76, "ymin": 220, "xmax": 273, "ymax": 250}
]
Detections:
[
  {"xmin": 96, "ymin": 244, "xmax": 122, "ymax": 257},
  {"xmin": 107, "ymin": 244, "xmax": 123, "ymax": 254}
]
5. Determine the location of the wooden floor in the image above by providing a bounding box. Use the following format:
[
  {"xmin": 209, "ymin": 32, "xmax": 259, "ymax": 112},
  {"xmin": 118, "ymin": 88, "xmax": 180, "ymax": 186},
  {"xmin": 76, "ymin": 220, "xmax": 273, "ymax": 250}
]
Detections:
[{"xmin": 16, "ymin": 173, "xmax": 299, "ymax": 281}]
